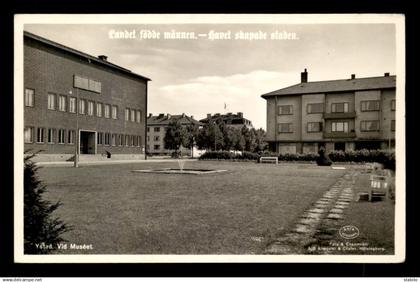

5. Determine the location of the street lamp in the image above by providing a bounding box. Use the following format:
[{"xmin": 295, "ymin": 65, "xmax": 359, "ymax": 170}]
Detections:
[{"xmin": 69, "ymin": 88, "xmax": 79, "ymax": 168}]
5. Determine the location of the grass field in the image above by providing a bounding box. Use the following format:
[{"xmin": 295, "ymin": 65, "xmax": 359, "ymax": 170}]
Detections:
[{"xmin": 37, "ymin": 161, "xmax": 346, "ymax": 254}]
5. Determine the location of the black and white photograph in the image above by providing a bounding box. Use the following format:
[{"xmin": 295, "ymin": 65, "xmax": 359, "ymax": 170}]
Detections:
[{"xmin": 14, "ymin": 14, "xmax": 405, "ymax": 263}]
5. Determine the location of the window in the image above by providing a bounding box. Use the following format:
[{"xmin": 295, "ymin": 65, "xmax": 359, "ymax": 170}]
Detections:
[
  {"xmin": 104, "ymin": 104, "xmax": 110, "ymax": 118},
  {"xmin": 125, "ymin": 108, "xmax": 130, "ymax": 121},
  {"xmin": 118, "ymin": 134, "xmax": 123, "ymax": 146},
  {"xmin": 125, "ymin": 135, "xmax": 130, "ymax": 146},
  {"xmin": 68, "ymin": 130, "xmax": 75, "ymax": 144},
  {"xmin": 361, "ymin": 100, "xmax": 380, "ymax": 112},
  {"xmin": 391, "ymin": 99, "xmax": 396, "ymax": 111},
  {"xmin": 104, "ymin": 133, "xmax": 110, "ymax": 146},
  {"xmin": 96, "ymin": 103, "xmax": 102, "ymax": 117},
  {"xmin": 137, "ymin": 136, "xmax": 141, "ymax": 147},
  {"xmin": 74, "ymin": 75, "xmax": 101, "ymax": 93},
  {"xmin": 47, "ymin": 128, "xmax": 55, "ymax": 144},
  {"xmin": 36, "ymin": 127, "xmax": 45, "ymax": 143},
  {"xmin": 391, "ymin": 120, "xmax": 395, "ymax": 131},
  {"xmin": 360, "ymin": 120, "xmax": 380, "ymax": 132},
  {"xmin": 147, "ymin": 127, "xmax": 150, "ymax": 132},
  {"xmin": 111, "ymin": 134, "xmax": 116, "ymax": 146},
  {"xmin": 131, "ymin": 135, "xmax": 135, "ymax": 146},
  {"xmin": 307, "ymin": 122, "xmax": 323, "ymax": 132},
  {"xmin": 134, "ymin": 136, "xmax": 138, "ymax": 147},
  {"xmin": 136, "ymin": 110, "xmax": 141, "ymax": 123},
  {"xmin": 154, "ymin": 127, "xmax": 160, "ymax": 132},
  {"xmin": 58, "ymin": 95, "xmax": 66, "ymax": 112},
  {"xmin": 69, "ymin": 97, "xmax": 76, "ymax": 113},
  {"xmin": 154, "ymin": 136, "xmax": 160, "ymax": 141},
  {"xmin": 154, "ymin": 145, "xmax": 160, "ymax": 150},
  {"xmin": 97, "ymin": 132, "xmax": 103, "ymax": 145},
  {"xmin": 147, "ymin": 136, "xmax": 150, "ymax": 142},
  {"xmin": 58, "ymin": 129, "xmax": 65, "ymax": 144},
  {"xmin": 112, "ymin": 105, "xmax": 118, "ymax": 119},
  {"xmin": 25, "ymin": 88, "xmax": 34, "ymax": 107},
  {"xmin": 331, "ymin": 102, "xmax": 349, "ymax": 113},
  {"xmin": 307, "ymin": 103, "xmax": 324, "ymax": 114},
  {"xmin": 278, "ymin": 105, "xmax": 293, "ymax": 115},
  {"xmin": 131, "ymin": 109, "xmax": 135, "ymax": 122},
  {"xmin": 332, "ymin": 121, "xmax": 349, "ymax": 133},
  {"xmin": 87, "ymin": 101, "xmax": 94, "ymax": 116},
  {"xmin": 47, "ymin": 93, "xmax": 56, "ymax": 110},
  {"xmin": 24, "ymin": 127, "xmax": 33, "ymax": 143},
  {"xmin": 278, "ymin": 123, "xmax": 293, "ymax": 133},
  {"xmin": 79, "ymin": 99, "xmax": 86, "ymax": 114}
]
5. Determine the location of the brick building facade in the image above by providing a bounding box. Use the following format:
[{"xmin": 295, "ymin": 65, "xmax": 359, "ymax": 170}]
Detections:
[
  {"xmin": 262, "ymin": 70, "xmax": 396, "ymax": 154},
  {"xmin": 23, "ymin": 31, "xmax": 150, "ymax": 161}
]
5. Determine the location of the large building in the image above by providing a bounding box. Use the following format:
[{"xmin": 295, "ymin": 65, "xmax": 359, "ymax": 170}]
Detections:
[
  {"xmin": 146, "ymin": 113, "xmax": 202, "ymax": 156},
  {"xmin": 262, "ymin": 69, "xmax": 396, "ymax": 154},
  {"xmin": 199, "ymin": 112, "xmax": 253, "ymax": 129},
  {"xmin": 23, "ymin": 31, "xmax": 150, "ymax": 161}
]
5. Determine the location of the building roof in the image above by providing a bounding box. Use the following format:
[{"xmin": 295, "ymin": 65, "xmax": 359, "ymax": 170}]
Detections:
[
  {"xmin": 24, "ymin": 31, "xmax": 151, "ymax": 81},
  {"xmin": 261, "ymin": 75, "xmax": 396, "ymax": 98},
  {"xmin": 147, "ymin": 114, "xmax": 202, "ymax": 126},
  {"xmin": 199, "ymin": 112, "xmax": 253, "ymax": 127}
]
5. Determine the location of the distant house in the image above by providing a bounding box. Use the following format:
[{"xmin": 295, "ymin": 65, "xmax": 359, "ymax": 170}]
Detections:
[
  {"xmin": 261, "ymin": 69, "xmax": 396, "ymax": 154},
  {"xmin": 146, "ymin": 113, "xmax": 203, "ymax": 156},
  {"xmin": 199, "ymin": 112, "xmax": 253, "ymax": 129}
]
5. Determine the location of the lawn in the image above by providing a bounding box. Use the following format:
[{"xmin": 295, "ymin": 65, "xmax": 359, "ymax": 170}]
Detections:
[{"xmin": 37, "ymin": 161, "xmax": 345, "ymax": 254}]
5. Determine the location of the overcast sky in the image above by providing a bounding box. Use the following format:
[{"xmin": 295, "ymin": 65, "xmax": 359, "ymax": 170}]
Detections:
[{"xmin": 25, "ymin": 23, "xmax": 396, "ymax": 129}]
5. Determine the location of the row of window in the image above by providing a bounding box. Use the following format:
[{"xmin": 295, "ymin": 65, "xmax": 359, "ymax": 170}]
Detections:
[
  {"xmin": 147, "ymin": 136, "xmax": 161, "ymax": 142},
  {"xmin": 97, "ymin": 132, "xmax": 142, "ymax": 147},
  {"xmin": 24, "ymin": 127, "xmax": 75, "ymax": 144},
  {"xmin": 278, "ymin": 100, "xmax": 396, "ymax": 115},
  {"xmin": 277, "ymin": 120, "xmax": 395, "ymax": 133},
  {"xmin": 147, "ymin": 127, "xmax": 161, "ymax": 132},
  {"xmin": 147, "ymin": 144, "xmax": 161, "ymax": 150},
  {"xmin": 25, "ymin": 89, "xmax": 142, "ymax": 123},
  {"xmin": 24, "ymin": 127, "xmax": 143, "ymax": 147},
  {"xmin": 74, "ymin": 75, "xmax": 102, "ymax": 93}
]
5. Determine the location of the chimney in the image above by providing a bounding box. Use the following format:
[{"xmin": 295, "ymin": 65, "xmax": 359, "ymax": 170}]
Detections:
[
  {"xmin": 182, "ymin": 113, "xmax": 185, "ymax": 117},
  {"xmin": 158, "ymin": 113, "xmax": 164, "ymax": 118},
  {"xmin": 351, "ymin": 74, "xmax": 356, "ymax": 79},
  {"xmin": 167, "ymin": 114, "xmax": 171, "ymax": 119},
  {"xmin": 98, "ymin": 55, "xmax": 108, "ymax": 61},
  {"xmin": 237, "ymin": 112, "xmax": 243, "ymax": 118},
  {"xmin": 384, "ymin": 72, "xmax": 390, "ymax": 77},
  {"xmin": 148, "ymin": 113, "xmax": 152, "ymax": 118},
  {"xmin": 301, "ymin": 68, "xmax": 308, "ymax": 83},
  {"xmin": 191, "ymin": 115, "xmax": 194, "ymax": 119},
  {"xmin": 207, "ymin": 113, "xmax": 212, "ymax": 119}
]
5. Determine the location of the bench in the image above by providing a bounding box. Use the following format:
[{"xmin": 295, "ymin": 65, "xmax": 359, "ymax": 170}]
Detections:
[{"xmin": 259, "ymin": 157, "xmax": 278, "ymax": 164}]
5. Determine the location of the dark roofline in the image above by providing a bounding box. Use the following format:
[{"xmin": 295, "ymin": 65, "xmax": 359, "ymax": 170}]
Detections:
[
  {"xmin": 261, "ymin": 75, "xmax": 396, "ymax": 99},
  {"xmin": 24, "ymin": 31, "xmax": 151, "ymax": 82}
]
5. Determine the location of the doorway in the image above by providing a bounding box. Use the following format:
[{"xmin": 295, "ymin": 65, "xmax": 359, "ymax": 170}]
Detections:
[{"xmin": 80, "ymin": 131, "xmax": 96, "ymax": 154}]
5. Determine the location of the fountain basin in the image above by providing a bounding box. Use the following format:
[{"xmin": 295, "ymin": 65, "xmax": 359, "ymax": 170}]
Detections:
[{"xmin": 132, "ymin": 168, "xmax": 228, "ymax": 175}]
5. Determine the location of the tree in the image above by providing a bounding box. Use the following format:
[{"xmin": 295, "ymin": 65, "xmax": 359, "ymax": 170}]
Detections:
[
  {"xmin": 24, "ymin": 152, "xmax": 71, "ymax": 254},
  {"xmin": 253, "ymin": 128, "xmax": 268, "ymax": 153},
  {"xmin": 164, "ymin": 119, "xmax": 185, "ymax": 157},
  {"xmin": 183, "ymin": 124, "xmax": 199, "ymax": 157}
]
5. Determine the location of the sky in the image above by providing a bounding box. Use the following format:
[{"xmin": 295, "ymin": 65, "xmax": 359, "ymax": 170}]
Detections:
[{"xmin": 25, "ymin": 23, "xmax": 396, "ymax": 129}]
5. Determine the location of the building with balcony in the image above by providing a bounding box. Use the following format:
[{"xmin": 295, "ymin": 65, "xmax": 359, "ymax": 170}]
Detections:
[
  {"xmin": 199, "ymin": 112, "xmax": 253, "ymax": 129},
  {"xmin": 261, "ymin": 69, "xmax": 396, "ymax": 154},
  {"xmin": 146, "ymin": 113, "xmax": 203, "ymax": 156},
  {"xmin": 24, "ymin": 31, "xmax": 150, "ymax": 161}
]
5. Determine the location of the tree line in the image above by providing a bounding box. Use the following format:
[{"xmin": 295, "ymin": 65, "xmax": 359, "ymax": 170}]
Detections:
[{"xmin": 163, "ymin": 117, "xmax": 267, "ymax": 155}]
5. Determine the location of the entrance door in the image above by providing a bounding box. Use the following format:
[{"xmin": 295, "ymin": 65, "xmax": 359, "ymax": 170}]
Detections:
[{"xmin": 80, "ymin": 131, "xmax": 96, "ymax": 154}]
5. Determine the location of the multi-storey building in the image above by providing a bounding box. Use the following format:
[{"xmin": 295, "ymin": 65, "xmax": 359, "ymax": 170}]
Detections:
[
  {"xmin": 262, "ymin": 69, "xmax": 396, "ymax": 154},
  {"xmin": 24, "ymin": 31, "xmax": 150, "ymax": 161},
  {"xmin": 146, "ymin": 113, "xmax": 202, "ymax": 156},
  {"xmin": 199, "ymin": 112, "xmax": 253, "ymax": 129}
]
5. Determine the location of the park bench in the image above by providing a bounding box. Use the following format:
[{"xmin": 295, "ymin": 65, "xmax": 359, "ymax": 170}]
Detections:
[
  {"xmin": 369, "ymin": 172, "xmax": 390, "ymax": 201},
  {"xmin": 259, "ymin": 156, "xmax": 278, "ymax": 164}
]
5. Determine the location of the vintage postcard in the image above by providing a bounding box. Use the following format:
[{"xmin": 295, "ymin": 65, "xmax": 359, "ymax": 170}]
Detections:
[{"xmin": 14, "ymin": 14, "xmax": 405, "ymax": 263}]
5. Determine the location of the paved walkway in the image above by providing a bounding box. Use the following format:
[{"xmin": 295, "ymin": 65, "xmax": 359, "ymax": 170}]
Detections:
[
  {"xmin": 35, "ymin": 158, "xmax": 198, "ymax": 167},
  {"xmin": 265, "ymin": 168, "xmax": 360, "ymax": 254}
]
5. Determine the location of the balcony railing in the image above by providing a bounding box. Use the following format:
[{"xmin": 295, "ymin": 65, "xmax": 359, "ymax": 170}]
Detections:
[
  {"xmin": 323, "ymin": 112, "xmax": 356, "ymax": 119},
  {"xmin": 323, "ymin": 131, "xmax": 356, "ymax": 139}
]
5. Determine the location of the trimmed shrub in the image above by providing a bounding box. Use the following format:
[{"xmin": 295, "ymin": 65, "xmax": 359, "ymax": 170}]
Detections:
[{"xmin": 199, "ymin": 151, "xmax": 259, "ymax": 160}]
